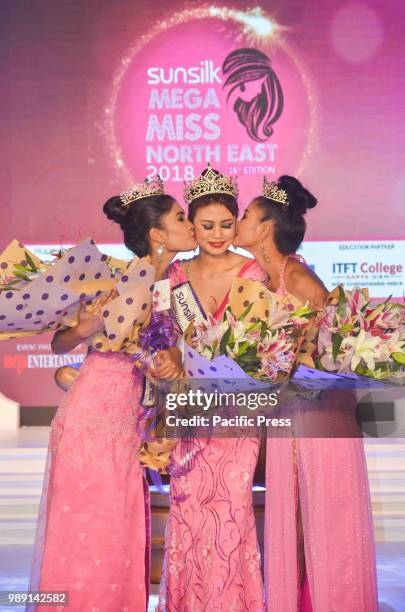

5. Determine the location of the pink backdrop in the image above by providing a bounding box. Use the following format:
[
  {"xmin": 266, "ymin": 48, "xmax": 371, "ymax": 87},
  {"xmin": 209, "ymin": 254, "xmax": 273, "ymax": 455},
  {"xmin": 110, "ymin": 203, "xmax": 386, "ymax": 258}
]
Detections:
[
  {"xmin": 1, "ymin": 0, "xmax": 404, "ymax": 246},
  {"xmin": 0, "ymin": 0, "xmax": 404, "ymax": 406}
]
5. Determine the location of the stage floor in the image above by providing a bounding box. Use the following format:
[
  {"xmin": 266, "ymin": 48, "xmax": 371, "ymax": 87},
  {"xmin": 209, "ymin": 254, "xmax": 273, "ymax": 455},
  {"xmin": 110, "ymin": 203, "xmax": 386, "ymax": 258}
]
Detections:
[
  {"xmin": 0, "ymin": 427, "xmax": 404, "ymax": 611},
  {"xmin": 1, "ymin": 543, "xmax": 404, "ymax": 611}
]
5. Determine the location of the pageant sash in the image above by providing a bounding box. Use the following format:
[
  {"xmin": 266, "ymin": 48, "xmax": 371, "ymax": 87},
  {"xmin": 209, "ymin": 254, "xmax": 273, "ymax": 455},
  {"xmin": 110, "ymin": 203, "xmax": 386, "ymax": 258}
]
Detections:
[
  {"xmin": 141, "ymin": 378, "xmax": 156, "ymax": 407},
  {"xmin": 171, "ymin": 281, "xmax": 207, "ymax": 333}
]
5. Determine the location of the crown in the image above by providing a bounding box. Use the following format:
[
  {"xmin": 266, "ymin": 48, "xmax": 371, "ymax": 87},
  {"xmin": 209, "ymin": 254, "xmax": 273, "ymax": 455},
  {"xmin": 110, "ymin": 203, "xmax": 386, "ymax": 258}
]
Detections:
[
  {"xmin": 184, "ymin": 164, "xmax": 239, "ymax": 204},
  {"xmin": 120, "ymin": 176, "xmax": 165, "ymax": 207},
  {"xmin": 262, "ymin": 176, "xmax": 289, "ymax": 206}
]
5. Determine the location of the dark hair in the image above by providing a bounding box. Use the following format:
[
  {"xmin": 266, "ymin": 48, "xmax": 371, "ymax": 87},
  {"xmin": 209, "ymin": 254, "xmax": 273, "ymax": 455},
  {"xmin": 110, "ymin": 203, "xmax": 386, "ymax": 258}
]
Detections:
[
  {"xmin": 188, "ymin": 193, "xmax": 238, "ymax": 223},
  {"xmin": 187, "ymin": 167, "xmax": 239, "ymax": 222},
  {"xmin": 103, "ymin": 193, "xmax": 175, "ymax": 257},
  {"xmin": 222, "ymin": 48, "xmax": 284, "ymax": 142},
  {"xmin": 255, "ymin": 175, "xmax": 317, "ymax": 254}
]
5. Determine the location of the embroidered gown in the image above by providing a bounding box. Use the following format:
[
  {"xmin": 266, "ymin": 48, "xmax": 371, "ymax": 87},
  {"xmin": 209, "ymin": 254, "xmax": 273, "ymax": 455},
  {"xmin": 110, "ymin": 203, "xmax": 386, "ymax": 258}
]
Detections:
[
  {"xmin": 157, "ymin": 258, "xmax": 266, "ymax": 612},
  {"xmin": 264, "ymin": 256, "xmax": 378, "ymax": 611},
  {"xmin": 28, "ymin": 359, "xmax": 151, "ymax": 610}
]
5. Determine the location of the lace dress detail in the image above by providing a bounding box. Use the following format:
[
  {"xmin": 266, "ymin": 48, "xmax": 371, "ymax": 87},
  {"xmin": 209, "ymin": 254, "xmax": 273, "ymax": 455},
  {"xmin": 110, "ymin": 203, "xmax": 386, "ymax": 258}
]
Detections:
[
  {"xmin": 29, "ymin": 351, "xmax": 150, "ymax": 612},
  {"xmin": 158, "ymin": 258, "xmax": 266, "ymax": 611}
]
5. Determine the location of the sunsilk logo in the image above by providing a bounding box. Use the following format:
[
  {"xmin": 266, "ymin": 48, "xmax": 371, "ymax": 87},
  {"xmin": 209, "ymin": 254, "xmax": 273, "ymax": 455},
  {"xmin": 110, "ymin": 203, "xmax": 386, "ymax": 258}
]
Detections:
[{"xmin": 147, "ymin": 60, "xmax": 222, "ymax": 85}]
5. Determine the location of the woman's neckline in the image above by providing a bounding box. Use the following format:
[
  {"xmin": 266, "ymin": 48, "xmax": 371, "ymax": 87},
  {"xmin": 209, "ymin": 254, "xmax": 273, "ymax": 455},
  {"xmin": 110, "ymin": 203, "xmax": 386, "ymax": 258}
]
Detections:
[{"xmin": 185, "ymin": 256, "xmax": 255, "ymax": 319}]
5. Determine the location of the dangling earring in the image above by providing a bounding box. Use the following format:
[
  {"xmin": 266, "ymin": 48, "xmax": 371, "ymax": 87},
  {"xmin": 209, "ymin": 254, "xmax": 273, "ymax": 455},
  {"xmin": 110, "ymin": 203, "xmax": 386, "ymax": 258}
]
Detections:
[
  {"xmin": 156, "ymin": 241, "xmax": 166, "ymax": 264},
  {"xmin": 259, "ymin": 240, "xmax": 271, "ymax": 264}
]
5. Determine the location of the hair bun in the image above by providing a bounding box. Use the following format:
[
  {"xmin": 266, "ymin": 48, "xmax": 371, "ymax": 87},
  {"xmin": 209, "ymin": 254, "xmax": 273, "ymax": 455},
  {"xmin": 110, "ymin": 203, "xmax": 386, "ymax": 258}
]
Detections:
[
  {"xmin": 103, "ymin": 196, "xmax": 129, "ymax": 229},
  {"xmin": 278, "ymin": 175, "xmax": 317, "ymax": 215}
]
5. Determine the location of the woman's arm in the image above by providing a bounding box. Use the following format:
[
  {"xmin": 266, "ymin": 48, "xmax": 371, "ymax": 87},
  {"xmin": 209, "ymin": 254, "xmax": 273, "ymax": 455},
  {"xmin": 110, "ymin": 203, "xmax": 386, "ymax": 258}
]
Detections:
[
  {"xmin": 149, "ymin": 346, "xmax": 184, "ymax": 381},
  {"xmin": 51, "ymin": 303, "xmax": 105, "ymax": 354},
  {"xmin": 289, "ymin": 268, "xmax": 328, "ymax": 308},
  {"xmin": 51, "ymin": 327, "xmax": 88, "ymax": 355}
]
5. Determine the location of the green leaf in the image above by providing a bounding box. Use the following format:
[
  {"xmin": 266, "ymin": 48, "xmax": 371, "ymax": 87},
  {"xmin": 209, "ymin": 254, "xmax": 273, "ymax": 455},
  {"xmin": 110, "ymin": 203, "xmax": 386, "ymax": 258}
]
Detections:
[
  {"xmin": 332, "ymin": 332, "xmax": 343, "ymax": 363},
  {"xmin": 337, "ymin": 285, "xmax": 346, "ymax": 317},
  {"xmin": 14, "ymin": 264, "xmax": 29, "ymax": 272},
  {"xmin": 246, "ymin": 321, "xmax": 260, "ymax": 333},
  {"xmin": 219, "ymin": 327, "xmax": 232, "ymax": 355},
  {"xmin": 221, "ymin": 306, "xmax": 231, "ymax": 321},
  {"xmin": 314, "ymin": 356, "xmax": 325, "ymax": 371},
  {"xmin": 13, "ymin": 270, "xmax": 30, "ymax": 281},
  {"xmin": 239, "ymin": 302, "xmax": 254, "ymax": 321},
  {"xmin": 24, "ymin": 250, "xmax": 38, "ymax": 272},
  {"xmin": 237, "ymin": 357, "xmax": 260, "ymax": 368},
  {"xmin": 365, "ymin": 302, "xmax": 384, "ymax": 321},
  {"xmin": 238, "ymin": 341, "xmax": 250, "ymax": 356},
  {"xmin": 391, "ymin": 352, "xmax": 405, "ymax": 365},
  {"xmin": 236, "ymin": 347, "xmax": 259, "ymax": 360},
  {"xmin": 292, "ymin": 306, "xmax": 313, "ymax": 318},
  {"xmin": 339, "ymin": 323, "xmax": 354, "ymax": 334},
  {"xmin": 243, "ymin": 346, "xmax": 259, "ymax": 357},
  {"xmin": 360, "ymin": 300, "xmax": 371, "ymax": 313}
]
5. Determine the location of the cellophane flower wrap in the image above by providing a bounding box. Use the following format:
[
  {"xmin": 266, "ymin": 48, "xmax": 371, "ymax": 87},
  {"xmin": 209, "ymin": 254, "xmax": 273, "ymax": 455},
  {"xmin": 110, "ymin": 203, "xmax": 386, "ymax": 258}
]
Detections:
[
  {"xmin": 315, "ymin": 285, "xmax": 405, "ymax": 382},
  {"xmin": 186, "ymin": 278, "xmax": 317, "ymax": 385},
  {"xmin": 0, "ymin": 238, "xmax": 158, "ymax": 358}
]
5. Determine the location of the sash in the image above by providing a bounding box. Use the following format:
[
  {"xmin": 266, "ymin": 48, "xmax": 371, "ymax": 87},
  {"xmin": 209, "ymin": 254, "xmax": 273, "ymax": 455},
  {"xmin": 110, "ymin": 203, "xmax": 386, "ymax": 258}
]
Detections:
[
  {"xmin": 141, "ymin": 377, "xmax": 156, "ymax": 407},
  {"xmin": 171, "ymin": 281, "xmax": 207, "ymax": 333}
]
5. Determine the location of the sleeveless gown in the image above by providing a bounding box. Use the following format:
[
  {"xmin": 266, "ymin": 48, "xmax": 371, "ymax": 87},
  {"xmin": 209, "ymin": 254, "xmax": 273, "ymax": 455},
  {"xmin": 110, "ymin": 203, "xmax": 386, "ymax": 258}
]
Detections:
[
  {"xmin": 264, "ymin": 256, "xmax": 378, "ymax": 611},
  {"xmin": 157, "ymin": 259, "xmax": 266, "ymax": 612}
]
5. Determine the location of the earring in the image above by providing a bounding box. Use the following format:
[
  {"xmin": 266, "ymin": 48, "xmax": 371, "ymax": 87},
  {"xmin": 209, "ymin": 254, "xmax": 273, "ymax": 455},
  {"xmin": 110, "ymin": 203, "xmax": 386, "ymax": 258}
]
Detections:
[
  {"xmin": 156, "ymin": 241, "xmax": 166, "ymax": 264},
  {"xmin": 259, "ymin": 241, "xmax": 271, "ymax": 264}
]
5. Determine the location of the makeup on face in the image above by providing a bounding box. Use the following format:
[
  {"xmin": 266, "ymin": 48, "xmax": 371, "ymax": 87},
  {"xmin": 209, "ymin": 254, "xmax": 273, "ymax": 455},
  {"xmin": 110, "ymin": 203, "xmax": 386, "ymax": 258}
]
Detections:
[
  {"xmin": 193, "ymin": 203, "xmax": 236, "ymax": 255},
  {"xmin": 163, "ymin": 202, "xmax": 197, "ymax": 251},
  {"xmin": 234, "ymin": 201, "xmax": 262, "ymax": 248}
]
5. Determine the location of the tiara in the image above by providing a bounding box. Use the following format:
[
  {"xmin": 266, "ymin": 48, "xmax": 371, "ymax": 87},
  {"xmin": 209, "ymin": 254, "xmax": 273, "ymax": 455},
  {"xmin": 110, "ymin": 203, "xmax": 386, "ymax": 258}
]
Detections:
[
  {"xmin": 120, "ymin": 176, "xmax": 165, "ymax": 207},
  {"xmin": 262, "ymin": 176, "xmax": 289, "ymax": 206},
  {"xmin": 184, "ymin": 164, "xmax": 239, "ymax": 204}
]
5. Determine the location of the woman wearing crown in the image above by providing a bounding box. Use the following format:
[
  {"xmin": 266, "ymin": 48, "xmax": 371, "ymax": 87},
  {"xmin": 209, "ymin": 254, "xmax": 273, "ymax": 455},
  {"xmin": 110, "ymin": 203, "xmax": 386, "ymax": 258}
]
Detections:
[
  {"xmin": 28, "ymin": 178, "xmax": 196, "ymax": 612},
  {"xmin": 157, "ymin": 166, "xmax": 266, "ymax": 611},
  {"xmin": 235, "ymin": 176, "xmax": 378, "ymax": 611}
]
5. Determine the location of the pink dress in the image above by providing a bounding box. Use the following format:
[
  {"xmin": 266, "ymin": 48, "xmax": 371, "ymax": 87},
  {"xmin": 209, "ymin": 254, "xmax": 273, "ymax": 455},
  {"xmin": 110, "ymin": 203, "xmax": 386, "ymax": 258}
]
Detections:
[
  {"xmin": 157, "ymin": 259, "xmax": 267, "ymax": 612},
  {"xmin": 29, "ymin": 350, "xmax": 150, "ymax": 611},
  {"xmin": 264, "ymin": 256, "xmax": 378, "ymax": 611}
]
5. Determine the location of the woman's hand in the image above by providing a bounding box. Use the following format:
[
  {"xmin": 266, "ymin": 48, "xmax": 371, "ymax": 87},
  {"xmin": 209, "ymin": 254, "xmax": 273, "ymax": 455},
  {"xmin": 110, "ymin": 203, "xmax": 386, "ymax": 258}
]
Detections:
[
  {"xmin": 51, "ymin": 292, "xmax": 113, "ymax": 354},
  {"xmin": 75, "ymin": 303, "xmax": 105, "ymax": 339},
  {"xmin": 149, "ymin": 347, "xmax": 184, "ymax": 381},
  {"xmin": 75, "ymin": 291, "xmax": 116, "ymax": 339}
]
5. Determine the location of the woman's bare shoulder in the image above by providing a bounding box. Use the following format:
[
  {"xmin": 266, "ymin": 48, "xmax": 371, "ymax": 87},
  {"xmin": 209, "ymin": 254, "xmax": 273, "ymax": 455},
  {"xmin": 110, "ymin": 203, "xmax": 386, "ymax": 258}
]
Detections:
[
  {"xmin": 287, "ymin": 259, "xmax": 327, "ymax": 306},
  {"xmin": 229, "ymin": 252, "xmax": 251, "ymax": 269}
]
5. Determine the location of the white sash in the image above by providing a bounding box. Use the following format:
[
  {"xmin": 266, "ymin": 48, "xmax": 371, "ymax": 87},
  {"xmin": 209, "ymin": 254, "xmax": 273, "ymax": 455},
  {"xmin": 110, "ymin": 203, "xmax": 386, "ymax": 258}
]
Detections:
[{"xmin": 171, "ymin": 281, "xmax": 207, "ymax": 333}]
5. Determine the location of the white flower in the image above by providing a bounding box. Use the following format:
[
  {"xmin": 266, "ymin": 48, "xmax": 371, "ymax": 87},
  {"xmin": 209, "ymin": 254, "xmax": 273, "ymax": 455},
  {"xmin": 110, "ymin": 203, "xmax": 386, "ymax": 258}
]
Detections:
[
  {"xmin": 320, "ymin": 340, "xmax": 354, "ymax": 372},
  {"xmin": 341, "ymin": 330, "xmax": 382, "ymax": 371},
  {"xmin": 192, "ymin": 320, "xmax": 227, "ymax": 357},
  {"xmin": 232, "ymin": 321, "xmax": 251, "ymax": 352}
]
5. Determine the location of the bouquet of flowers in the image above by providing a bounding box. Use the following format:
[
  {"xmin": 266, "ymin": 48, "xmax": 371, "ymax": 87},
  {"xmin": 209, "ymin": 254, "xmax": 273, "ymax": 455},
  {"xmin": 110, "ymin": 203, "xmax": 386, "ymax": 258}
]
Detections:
[
  {"xmin": 0, "ymin": 238, "xmax": 156, "ymax": 354},
  {"xmin": 0, "ymin": 238, "xmax": 112, "ymax": 335},
  {"xmin": 192, "ymin": 302, "xmax": 315, "ymax": 382},
  {"xmin": 183, "ymin": 278, "xmax": 316, "ymax": 388},
  {"xmin": 0, "ymin": 240, "xmax": 55, "ymax": 291},
  {"xmin": 314, "ymin": 286, "xmax": 405, "ymax": 383}
]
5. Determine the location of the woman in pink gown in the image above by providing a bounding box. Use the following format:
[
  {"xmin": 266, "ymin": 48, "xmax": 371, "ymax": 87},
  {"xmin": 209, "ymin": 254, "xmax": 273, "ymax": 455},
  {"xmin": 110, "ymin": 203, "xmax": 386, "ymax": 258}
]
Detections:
[
  {"xmin": 235, "ymin": 175, "xmax": 378, "ymax": 611},
  {"xmin": 158, "ymin": 167, "xmax": 266, "ymax": 611},
  {"xmin": 29, "ymin": 180, "xmax": 196, "ymax": 611}
]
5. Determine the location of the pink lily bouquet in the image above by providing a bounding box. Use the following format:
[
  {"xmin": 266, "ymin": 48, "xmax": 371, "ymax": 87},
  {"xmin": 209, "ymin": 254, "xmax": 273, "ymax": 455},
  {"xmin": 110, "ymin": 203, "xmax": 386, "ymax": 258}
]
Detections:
[
  {"xmin": 315, "ymin": 286, "xmax": 405, "ymax": 382},
  {"xmin": 190, "ymin": 288, "xmax": 316, "ymax": 384}
]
